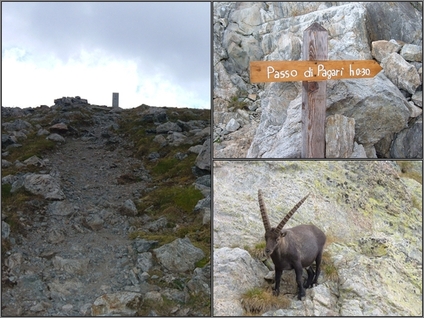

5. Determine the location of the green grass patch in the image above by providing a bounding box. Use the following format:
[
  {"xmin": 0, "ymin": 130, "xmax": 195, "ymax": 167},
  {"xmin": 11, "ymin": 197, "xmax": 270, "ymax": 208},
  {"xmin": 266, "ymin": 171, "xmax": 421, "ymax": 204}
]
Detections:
[
  {"xmin": 2, "ymin": 184, "xmax": 13, "ymax": 200},
  {"xmin": 139, "ymin": 185, "xmax": 203, "ymax": 218},
  {"xmin": 1, "ymin": 132, "xmax": 56, "ymax": 169},
  {"xmin": 151, "ymin": 157, "xmax": 179, "ymax": 175},
  {"xmin": 229, "ymin": 95, "xmax": 248, "ymax": 110},
  {"xmin": 1, "ymin": 187, "xmax": 47, "ymax": 237}
]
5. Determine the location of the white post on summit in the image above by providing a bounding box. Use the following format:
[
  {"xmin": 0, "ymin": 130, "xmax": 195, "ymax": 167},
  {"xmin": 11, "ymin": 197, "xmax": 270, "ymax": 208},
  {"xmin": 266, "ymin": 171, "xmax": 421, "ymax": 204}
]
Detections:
[{"xmin": 112, "ymin": 92, "xmax": 119, "ymax": 108}]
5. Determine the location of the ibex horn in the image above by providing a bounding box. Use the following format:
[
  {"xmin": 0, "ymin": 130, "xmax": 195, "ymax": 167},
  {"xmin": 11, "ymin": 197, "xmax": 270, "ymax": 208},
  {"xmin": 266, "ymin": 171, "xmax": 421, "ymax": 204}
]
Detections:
[
  {"xmin": 275, "ymin": 193, "xmax": 310, "ymax": 232},
  {"xmin": 258, "ymin": 190, "xmax": 271, "ymax": 232}
]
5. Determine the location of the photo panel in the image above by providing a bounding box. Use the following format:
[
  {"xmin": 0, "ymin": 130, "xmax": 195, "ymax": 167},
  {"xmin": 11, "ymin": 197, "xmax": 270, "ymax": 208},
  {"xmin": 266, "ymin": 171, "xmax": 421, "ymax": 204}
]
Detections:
[
  {"xmin": 213, "ymin": 160, "xmax": 422, "ymax": 316},
  {"xmin": 213, "ymin": 2, "xmax": 422, "ymax": 159}
]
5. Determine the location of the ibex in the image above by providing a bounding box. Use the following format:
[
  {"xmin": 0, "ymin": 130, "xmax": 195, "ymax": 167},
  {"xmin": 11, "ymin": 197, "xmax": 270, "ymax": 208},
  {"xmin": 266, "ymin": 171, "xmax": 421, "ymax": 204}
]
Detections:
[{"xmin": 258, "ymin": 190, "xmax": 326, "ymax": 300}]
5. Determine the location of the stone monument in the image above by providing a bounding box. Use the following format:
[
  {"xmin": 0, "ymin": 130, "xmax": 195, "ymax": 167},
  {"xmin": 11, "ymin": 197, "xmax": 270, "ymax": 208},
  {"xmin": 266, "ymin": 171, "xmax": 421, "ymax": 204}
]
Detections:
[{"xmin": 112, "ymin": 93, "xmax": 119, "ymax": 108}]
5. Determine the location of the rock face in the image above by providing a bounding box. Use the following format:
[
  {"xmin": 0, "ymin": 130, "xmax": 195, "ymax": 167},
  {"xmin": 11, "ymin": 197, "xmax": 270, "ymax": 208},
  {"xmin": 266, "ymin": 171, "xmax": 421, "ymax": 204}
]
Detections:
[
  {"xmin": 214, "ymin": 2, "xmax": 422, "ymax": 158},
  {"xmin": 213, "ymin": 161, "xmax": 422, "ymax": 316},
  {"xmin": 325, "ymin": 114, "xmax": 355, "ymax": 158},
  {"xmin": 1, "ymin": 102, "xmax": 211, "ymax": 316}
]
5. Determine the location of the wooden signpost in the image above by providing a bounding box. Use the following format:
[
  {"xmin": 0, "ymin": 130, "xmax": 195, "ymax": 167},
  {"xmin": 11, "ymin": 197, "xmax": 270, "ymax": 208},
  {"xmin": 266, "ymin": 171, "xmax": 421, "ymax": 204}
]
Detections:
[{"xmin": 250, "ymin": 22, "xmax": 383, "ymax": 158}]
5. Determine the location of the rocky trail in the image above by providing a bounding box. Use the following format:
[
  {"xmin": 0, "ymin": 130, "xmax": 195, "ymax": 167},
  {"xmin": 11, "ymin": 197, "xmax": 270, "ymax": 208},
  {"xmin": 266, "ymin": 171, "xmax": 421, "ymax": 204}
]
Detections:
[{"xmin": 2, "ymin": 102, "xmax": 211, "ymax": 316}]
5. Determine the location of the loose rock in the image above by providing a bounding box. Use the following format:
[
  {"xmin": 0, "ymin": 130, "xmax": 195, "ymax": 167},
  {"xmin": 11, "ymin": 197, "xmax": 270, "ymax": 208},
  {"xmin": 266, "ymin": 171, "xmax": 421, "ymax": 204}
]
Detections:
[{"xmin": 23, "ymin": 174, "xmax": 65, "ymax": 200}]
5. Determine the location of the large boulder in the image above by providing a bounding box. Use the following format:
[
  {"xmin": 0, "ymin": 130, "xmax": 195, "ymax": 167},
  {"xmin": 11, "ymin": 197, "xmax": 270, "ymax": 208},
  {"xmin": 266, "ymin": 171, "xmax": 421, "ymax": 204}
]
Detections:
[
  {"xmin": 364, "ymin": 2, "xmax": 422, "ymax": 45},
  {"xmin": 154, "ymin": 237, "xmax": 205, "ymax": 273},
  {"xmin": 23, "ymin": 174, "xmax": 65, "ymax": 200},
  {"xmin": 195, "ymin": 139, "xmax": 211, "ymax": 171},
  {"xmin": 2, "ymin": 119, "xmax": 33, "ymax": 132},
  {"xmin": 390, "ymin": 118, "xmax": 423, "ymax": 158},
  {"xmin": 214, "ymin": 247, "xmax": 268, "ymax": 316},
  {"xmin": 381, "ymin": 52, "xmax": 421, "ymax": 94},
  {"xmin": 156, "ymin": 122, "xmax": 182, "ymax": 134},
  {"xmin": 49, "ymin": 122, "xmax": 69, "ymax": 134}
]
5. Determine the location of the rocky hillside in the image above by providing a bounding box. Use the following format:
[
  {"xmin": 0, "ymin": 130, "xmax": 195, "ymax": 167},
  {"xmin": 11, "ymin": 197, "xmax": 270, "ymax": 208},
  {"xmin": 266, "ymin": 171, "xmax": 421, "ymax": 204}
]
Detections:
[
  {"xmin": 213, "ymin": 161, "xmax": 422, "ymax": 316},
  {"xmin": 1, "ymin": 98, "xmax": 211, "ymax": 316},
  {"xmin": 214, "ymin": 2, "xmax": 422, "ymax": 158}
]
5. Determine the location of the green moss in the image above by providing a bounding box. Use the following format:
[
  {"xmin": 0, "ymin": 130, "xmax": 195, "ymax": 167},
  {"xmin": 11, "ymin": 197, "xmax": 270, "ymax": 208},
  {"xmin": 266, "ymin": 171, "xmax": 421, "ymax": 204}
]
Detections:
[{"xmin": 195, "ymin": 257, "xmax": 210, "ymax": 268}]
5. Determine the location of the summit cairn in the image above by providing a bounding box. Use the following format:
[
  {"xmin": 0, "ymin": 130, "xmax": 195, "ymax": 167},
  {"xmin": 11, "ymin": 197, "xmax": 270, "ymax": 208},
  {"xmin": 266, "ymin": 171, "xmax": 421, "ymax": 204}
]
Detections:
[{"xmin": 54, "ymin": 96, "xmax": 88, "ymax": 106}]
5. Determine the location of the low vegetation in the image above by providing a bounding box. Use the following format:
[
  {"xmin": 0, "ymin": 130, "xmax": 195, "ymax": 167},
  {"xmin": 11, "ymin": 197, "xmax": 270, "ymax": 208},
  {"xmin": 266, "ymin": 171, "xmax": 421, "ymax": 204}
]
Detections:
[
  {"xmin": 117, "ymin": 106, "xmax": 211, "ymax": 315},
  {"xmin": 228, "ymin": 94, "xmax": 248, "ymax": 111},
  {"xmin": 241, "ymin": 287, "xmax": 290, "ymax": 315},
  {"xmin": 117, "ymin": 106, "xmax": 210, "ymax": 259}
]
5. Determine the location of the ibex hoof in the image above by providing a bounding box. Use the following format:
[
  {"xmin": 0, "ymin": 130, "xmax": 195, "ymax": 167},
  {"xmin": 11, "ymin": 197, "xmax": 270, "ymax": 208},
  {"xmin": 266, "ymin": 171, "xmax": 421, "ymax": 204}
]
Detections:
[{"xmin": 272, "ymin": 288, "xmax": 280, "ymax": 296}]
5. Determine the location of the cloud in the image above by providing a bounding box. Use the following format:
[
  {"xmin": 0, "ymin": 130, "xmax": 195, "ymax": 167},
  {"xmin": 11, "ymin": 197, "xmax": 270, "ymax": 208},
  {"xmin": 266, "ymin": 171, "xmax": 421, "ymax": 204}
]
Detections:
[{"xmin": 2, "ymin": 2, "xmax": 210, "ymax": 109}]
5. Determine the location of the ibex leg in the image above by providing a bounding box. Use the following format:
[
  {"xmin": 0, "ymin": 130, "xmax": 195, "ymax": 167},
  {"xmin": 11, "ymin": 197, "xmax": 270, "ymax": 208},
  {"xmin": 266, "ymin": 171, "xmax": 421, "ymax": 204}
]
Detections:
[
  {"xmin": 313, "ymin": 251, "xmax": 323, "ymax": 285},
  {"xmin": 294, "ymin": 265, "xmax": 305, "ymax": 300},
  {"xmin": 273, "ymin": 269, "xmax": 282, "ymax": 296},
  {"xmin": 304, "ymin": 266, "xmax": 315, "ymax": 288}
]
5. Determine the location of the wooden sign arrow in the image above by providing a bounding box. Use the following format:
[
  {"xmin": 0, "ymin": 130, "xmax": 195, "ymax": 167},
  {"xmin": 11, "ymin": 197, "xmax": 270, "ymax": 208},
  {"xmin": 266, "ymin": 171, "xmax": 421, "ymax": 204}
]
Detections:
[{"xmin": 250, "ymin": 60, "xmax": 383, "ymax": 83}]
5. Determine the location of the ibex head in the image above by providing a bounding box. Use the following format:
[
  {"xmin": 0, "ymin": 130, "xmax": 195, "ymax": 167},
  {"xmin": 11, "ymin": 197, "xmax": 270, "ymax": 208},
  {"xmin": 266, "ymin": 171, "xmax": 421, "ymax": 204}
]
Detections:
[{"xmin": 258, "ymin": 190, "xmax": 310, "ymax": 257}]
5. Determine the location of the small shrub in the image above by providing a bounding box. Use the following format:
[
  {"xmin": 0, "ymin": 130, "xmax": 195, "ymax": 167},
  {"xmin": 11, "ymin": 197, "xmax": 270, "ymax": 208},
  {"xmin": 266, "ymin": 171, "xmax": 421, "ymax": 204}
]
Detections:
[
  {"xmin": 241, "ymin": 287, "xmax": 290, "ymax": 315},
  {"xmin": 321, "ymin": 250, "xmax": 338, "ymax": 282},
  {"xmin": 228, "ymin": 95, "xmax": 248, "ymax": 110},
  {"xmin": 246, "ymin": 241, "xmax": 266, "ymax": 260}
]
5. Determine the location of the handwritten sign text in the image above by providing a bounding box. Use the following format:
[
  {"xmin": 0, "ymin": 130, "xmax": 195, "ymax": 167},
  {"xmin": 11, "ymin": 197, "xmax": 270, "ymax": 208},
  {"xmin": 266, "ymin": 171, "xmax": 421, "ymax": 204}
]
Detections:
[{"xmin": 250, "ymin": 60, "xmax": 382, "ymax": 83}]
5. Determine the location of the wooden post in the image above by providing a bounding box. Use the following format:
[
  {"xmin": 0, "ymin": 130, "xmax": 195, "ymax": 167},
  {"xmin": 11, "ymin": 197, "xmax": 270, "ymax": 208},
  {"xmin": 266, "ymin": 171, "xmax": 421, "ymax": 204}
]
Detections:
[{"xmin": 302, "ymin": 23, "xmax": 328, "ymax": 158}]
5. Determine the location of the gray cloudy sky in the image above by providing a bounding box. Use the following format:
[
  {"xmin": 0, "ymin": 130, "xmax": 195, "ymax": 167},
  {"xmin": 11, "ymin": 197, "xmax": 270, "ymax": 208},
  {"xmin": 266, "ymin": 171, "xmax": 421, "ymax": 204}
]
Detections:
[{"xmin": 2, "ymin": 2, "xmax": 210, "ymax": 109}]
